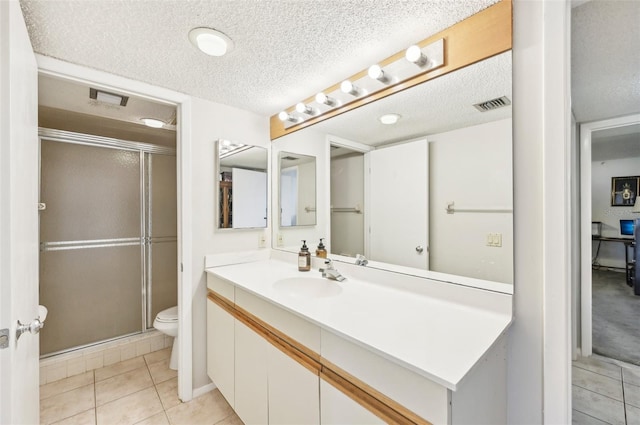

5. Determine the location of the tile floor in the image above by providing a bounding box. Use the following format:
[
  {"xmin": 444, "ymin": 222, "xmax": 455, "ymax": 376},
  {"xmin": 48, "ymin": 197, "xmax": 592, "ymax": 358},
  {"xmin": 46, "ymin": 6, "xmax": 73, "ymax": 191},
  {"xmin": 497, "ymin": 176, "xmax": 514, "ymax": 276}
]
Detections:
[
  {"xmin": 40, "ymin": 347, "xmax": 244, "ymax": 425},
  {"xmin": 573, "ymin": 355, "xmax": 640, "ymax": 424}
]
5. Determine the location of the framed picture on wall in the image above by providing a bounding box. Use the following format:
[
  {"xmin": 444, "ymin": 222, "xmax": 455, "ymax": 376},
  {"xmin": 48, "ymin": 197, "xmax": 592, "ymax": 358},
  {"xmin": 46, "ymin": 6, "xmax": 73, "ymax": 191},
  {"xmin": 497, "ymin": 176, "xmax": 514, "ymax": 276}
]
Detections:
[{"xmin": 611, "ymin": 176, "xmax": 640, "ymax": 206}]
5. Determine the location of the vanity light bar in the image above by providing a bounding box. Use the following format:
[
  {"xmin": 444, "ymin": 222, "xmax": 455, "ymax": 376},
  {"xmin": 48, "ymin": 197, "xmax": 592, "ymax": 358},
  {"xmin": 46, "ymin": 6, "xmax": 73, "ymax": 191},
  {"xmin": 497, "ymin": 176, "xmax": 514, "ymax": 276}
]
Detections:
[{"xmin": 278, "ymin": 38, "xmax": 444, "ymax": 130}]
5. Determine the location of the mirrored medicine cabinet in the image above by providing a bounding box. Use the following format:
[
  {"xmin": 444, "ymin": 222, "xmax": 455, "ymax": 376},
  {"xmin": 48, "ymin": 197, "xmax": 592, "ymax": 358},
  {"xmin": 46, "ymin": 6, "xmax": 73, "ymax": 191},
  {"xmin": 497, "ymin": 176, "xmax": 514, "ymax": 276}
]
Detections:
[{"xmin": 216, "ymin": 140, "xmax": 268, "ymax": 230}]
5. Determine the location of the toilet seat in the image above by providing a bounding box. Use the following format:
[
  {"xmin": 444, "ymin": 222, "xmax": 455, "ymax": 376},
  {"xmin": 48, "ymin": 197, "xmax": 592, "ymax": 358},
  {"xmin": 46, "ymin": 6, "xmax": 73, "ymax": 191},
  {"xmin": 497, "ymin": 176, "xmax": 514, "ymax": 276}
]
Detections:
[{"xmin": 155, "ymin": 306, "xmax": 178, "ymax": 323}]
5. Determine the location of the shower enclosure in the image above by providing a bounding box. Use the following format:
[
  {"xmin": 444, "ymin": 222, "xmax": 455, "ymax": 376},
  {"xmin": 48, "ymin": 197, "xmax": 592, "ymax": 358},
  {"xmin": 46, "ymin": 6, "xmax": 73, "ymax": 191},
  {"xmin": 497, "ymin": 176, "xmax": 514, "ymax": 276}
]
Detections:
[{"xmin": 38, "ymin": 128, "xmax": 177, "ymax": 356}]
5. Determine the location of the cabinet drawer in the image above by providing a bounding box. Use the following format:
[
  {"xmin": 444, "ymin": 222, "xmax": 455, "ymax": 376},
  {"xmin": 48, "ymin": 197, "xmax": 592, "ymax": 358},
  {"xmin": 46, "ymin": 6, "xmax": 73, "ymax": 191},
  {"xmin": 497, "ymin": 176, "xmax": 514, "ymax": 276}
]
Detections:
[
  {"xmin": 235, "ymin": 287, "xmax": 321, "ymax": 354},
  {"xmin": 207, "ymin": 273, "xmax": 235, "ymax": 302},
  {"xmin": 321, "ymin": 330, "xmax": 450, "ymax": 425}
]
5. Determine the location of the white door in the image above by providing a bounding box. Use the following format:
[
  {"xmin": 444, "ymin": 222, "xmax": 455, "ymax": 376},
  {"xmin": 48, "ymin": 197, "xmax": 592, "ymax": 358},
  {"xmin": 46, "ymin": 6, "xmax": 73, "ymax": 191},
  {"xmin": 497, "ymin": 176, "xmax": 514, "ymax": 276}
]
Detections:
[
  {"xmin": 232, "ymin": 168, "xmax": 267, "ymax": 228},
  {"xmin": 0, "ymin": 1, "xmax": 40, "ymax": 424},
  {"xmin": 368, "ymin": 139, "xmax": 428, "ymax": 269}
]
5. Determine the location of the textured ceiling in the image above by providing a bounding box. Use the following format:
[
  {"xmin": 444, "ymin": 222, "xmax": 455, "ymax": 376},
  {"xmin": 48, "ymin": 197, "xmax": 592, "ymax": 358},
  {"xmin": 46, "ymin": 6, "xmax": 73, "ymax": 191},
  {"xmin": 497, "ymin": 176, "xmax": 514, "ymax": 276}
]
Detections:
[
  {"xmin": 19, "ymin": 0, "xmax": 498, "ymax": 116},
  {"xmin": 571, "ymin": 1, "xmax": 640, "ymax": 122},
  {"xmin": 592, "ymin": 124, "xmax": 640, "ymax": 162}
]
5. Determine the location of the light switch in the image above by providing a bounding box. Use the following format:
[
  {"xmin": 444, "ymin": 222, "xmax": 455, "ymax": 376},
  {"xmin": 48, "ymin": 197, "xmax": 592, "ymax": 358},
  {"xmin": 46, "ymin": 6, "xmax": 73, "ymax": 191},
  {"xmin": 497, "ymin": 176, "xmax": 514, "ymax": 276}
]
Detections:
[
  {"xmin": 494, "ymin": 233, "xmax": 502, "ymax": 247},
  {"xmin": 277, "ymin": 233, "xmax": 284, "ymax": 247}
]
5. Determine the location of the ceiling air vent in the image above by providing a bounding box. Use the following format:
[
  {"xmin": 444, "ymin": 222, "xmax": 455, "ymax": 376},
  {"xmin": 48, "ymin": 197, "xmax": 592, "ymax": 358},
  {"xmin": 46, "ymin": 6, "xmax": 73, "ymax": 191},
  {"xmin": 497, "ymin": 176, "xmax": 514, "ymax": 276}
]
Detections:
[
  {"xmin": 282, "ymin": 155, "xmax": 299, "ymax": 161},
  {"xmin": 89, "ymin": 88, "xmax": 129, "ymax": 106},
  {"xmin": 473, "ymin": 96, "xmax": 511, "ymax": 112}
]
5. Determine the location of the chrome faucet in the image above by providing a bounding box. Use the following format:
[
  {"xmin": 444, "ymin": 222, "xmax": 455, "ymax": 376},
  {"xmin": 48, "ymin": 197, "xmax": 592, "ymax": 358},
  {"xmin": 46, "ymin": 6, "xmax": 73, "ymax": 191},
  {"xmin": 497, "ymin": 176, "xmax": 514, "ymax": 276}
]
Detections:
[
  {"xmin": 319, "ymin": 259, "xmax": 345, "ymax": 282},
  {"xmin": 355, "ymin": 254, "xmax": 368, "ymax": 266}
]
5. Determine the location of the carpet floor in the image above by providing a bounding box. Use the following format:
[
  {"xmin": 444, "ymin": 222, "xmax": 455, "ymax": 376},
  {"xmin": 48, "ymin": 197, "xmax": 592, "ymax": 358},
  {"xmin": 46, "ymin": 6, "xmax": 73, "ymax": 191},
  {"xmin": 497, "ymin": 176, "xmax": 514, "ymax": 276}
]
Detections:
[{"xmin": 593, "ymin": 269, "xmax": 640, "ymax": 365}]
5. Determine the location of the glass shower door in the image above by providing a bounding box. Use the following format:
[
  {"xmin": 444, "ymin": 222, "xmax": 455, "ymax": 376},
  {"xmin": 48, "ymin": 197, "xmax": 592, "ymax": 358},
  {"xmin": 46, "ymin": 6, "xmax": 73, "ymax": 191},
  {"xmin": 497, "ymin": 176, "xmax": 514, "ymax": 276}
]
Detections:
[
  {"xmin": 39, "ymin": 140, "xmax": 143, "ymax": 355},
  {"xmin": 145, "ymin": 153, "xmax": 178, "ymax": 325}
]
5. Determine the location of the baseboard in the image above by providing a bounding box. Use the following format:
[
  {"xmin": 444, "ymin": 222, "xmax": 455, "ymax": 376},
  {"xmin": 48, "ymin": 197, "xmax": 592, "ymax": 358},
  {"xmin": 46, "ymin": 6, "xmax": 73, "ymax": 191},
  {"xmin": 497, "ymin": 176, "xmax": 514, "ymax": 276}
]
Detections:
[{"xmin": 192, "ymin": 382, "xmax": 217, "ymax": 399}]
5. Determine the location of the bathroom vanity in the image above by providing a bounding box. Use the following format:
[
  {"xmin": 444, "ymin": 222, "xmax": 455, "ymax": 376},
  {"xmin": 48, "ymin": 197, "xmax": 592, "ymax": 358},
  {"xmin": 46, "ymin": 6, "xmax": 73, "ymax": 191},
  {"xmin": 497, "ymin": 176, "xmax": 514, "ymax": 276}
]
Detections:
[{"xmin": 205, "ymin": 253, "xmax": 512, "ymax": 425}]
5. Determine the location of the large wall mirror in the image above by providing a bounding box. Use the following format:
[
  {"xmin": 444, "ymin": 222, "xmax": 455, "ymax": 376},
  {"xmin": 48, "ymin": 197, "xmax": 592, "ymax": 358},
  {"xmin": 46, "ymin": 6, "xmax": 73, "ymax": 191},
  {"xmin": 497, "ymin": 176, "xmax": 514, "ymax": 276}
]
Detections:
[
  {"xmin": 272, "ymin": 51, "xmax": 513, "ymax": 291},
  {"xmin": 216, "ymin": 140, "xmax": 268, "ymax": 229}
]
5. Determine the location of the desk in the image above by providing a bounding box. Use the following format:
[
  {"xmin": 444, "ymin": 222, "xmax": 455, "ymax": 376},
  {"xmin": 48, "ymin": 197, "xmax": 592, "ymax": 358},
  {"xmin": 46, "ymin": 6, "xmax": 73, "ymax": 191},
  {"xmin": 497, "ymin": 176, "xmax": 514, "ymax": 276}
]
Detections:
[{"xmin": 592, "ymin": 236, "xmax": 635, "ymax": 287}]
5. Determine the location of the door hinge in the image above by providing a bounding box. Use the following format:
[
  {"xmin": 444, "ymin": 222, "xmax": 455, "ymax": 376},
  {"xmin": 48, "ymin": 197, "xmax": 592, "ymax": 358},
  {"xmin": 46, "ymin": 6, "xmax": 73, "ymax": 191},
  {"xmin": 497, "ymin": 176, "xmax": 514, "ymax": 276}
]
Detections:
[
  {"xmin": 180, "ymin": 263, "xmax": 183, "ymax": 272},
  {"xmin": 0, "ymin": 329, "xmax": 9, "ymax": 349}
]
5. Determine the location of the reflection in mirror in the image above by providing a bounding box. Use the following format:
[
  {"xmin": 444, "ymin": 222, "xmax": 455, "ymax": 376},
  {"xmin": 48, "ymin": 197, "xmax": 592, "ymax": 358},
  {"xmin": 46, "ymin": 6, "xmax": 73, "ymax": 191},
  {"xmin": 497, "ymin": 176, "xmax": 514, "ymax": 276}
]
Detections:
[
  {"xmin": 216, "ymin": 140, "xmax": 267, "ymax": 229},
  {"xmin": 273, "ymin": 51, "xmax": 513, "ymax": 288},
  {"xmin": 279, "ymin": 152, "xmax": 316, "ymax": 227},
  {"xmin": 330, "ymin": 146, "xmax": 364, "ymax": 257}
]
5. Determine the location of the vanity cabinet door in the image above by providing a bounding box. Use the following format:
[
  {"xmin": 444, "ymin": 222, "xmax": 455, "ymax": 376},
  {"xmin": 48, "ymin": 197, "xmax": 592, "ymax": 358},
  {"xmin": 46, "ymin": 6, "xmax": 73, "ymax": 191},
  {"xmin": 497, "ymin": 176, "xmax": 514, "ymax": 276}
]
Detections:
[
  {"xmin": 267, "ymin": 343, "xmax": 320, "ymax": 425},
  {"xmin": 206, "ymin": 299, "xmax": 235, "ymax": 407},
  {"xmin": 320, "ymin": 380, "xmax": 385, "ymax": 425},
  {"xmin": 234, "ymin": 320, "xmax": 268, "ymax": 425}
]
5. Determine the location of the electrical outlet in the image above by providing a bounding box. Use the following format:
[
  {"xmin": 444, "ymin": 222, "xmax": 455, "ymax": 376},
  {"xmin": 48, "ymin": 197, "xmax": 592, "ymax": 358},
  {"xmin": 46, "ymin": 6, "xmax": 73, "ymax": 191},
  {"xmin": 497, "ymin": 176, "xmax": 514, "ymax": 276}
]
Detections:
[
  {"xmin": 486, "ymin": 233, "xmax": 503, "ymax": 247},
  {"xmin": 277, "ymin": 233, "xmax": 284, "ymax": 247},
  {"xmin": 486, "ymin": 233, "xmax": 494, "ymax": 246},
  {"xmin": 258, "ymin": 233, "xmax": 266, "ymax": 248}
]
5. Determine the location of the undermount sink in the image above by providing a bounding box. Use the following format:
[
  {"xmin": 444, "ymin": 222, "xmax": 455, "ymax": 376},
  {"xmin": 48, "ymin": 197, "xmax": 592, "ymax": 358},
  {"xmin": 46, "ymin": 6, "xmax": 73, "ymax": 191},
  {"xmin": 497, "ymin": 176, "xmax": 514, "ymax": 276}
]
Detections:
[{"xmin": 273, "ymin": 277, "xmax": 343, "ymax": 298}]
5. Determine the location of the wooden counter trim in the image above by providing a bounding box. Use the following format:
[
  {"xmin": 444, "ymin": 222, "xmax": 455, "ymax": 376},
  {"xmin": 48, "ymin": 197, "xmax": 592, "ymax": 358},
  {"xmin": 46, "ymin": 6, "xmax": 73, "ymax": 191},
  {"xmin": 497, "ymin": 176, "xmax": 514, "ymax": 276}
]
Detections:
[
  {"xmin": 208, "ymin": 290, "xmax": 321, "ymax": 374},
  {"xmin": 207, "ymin": 288, "xmax": 432, "ymax": 424},
  {"xmin": 320, "ymin": 368, "xmax": 423, "ymax": 425},
  {"xmin": 270, "ymin": 0, "xmax": 512, "ymax": 140},
  {"xmin": 321, "ymin": 358, "xmax": 432, "ymax": 425}
]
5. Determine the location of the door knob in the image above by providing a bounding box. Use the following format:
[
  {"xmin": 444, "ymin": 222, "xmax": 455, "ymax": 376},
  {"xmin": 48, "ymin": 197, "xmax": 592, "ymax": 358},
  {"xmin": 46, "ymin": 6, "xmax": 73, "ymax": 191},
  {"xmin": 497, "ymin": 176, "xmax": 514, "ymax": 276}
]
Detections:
[
  {"xmin": 16, "ymin": 318, "xmax": 44, "ymax": 341},
  {"xmin": 416, "ymin": 245, "xmax": 424, "ymax": 253},
  {"xmin": 16, "ymin": 306, "xmax": 47, "ymax": 341}
]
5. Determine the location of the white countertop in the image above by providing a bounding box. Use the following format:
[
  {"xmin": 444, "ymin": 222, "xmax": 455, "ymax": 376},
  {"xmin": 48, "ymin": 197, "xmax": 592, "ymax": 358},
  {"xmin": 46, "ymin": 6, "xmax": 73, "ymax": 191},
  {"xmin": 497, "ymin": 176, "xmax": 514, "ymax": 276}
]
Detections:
[{"xmin": 206, "ymin": 258, "xmax": 512, "ymax": 390}]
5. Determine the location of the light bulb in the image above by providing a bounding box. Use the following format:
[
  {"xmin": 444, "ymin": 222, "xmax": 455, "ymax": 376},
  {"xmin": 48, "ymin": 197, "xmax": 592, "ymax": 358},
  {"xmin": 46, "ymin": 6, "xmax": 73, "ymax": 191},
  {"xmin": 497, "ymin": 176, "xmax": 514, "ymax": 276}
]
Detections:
[
  {"xmin": 295, "ymin": 103, "xmax": 315, "ymax": 115},
  {"xmin": 315, "ymin": 92, "xmax": 336, "ymax": 106},
  {"xmin": 406, "ymin": 45, "xmax": 428, "ymax": 67},
  {"xmin": 368, "ymin": 64, "xmax": 388, "ymax": 82},
  {"xmin": 278, "ymin": 111, "xmax": 297, "ymax": 123},
  {"xmin": 341, "ymin": 80, "xmax": 360, "ymax": 96}
]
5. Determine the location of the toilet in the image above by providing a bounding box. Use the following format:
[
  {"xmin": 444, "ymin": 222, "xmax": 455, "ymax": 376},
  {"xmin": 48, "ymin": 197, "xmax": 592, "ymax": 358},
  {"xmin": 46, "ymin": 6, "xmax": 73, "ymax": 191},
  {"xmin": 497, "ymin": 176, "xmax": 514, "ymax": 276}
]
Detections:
[{"xmin": 153, "ymin": 306, "xmax": 178, "ymax": 370}]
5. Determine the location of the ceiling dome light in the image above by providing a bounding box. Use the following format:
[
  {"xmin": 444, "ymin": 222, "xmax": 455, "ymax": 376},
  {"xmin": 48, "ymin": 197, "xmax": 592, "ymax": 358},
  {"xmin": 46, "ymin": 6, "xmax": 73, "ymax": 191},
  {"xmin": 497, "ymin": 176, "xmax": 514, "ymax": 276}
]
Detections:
[
  {"xmin": 141, "ymin": 118, "xmax": 165, "ymax": 128},
  {"xmin": 189, "ymin": 27, "xmax": 234, "ymax": 57},
  {"xmin": 379, "ymin": 113, "xmax": 401, "ymax": 125},
  {"xmin": 405, "ymin": 45, "xmax": 428, "ymax": 67}
]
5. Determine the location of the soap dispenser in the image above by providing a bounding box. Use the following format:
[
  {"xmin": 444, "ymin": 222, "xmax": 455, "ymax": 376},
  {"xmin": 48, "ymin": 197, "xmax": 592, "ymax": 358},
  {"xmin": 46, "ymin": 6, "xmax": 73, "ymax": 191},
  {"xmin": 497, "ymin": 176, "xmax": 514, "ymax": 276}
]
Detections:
[
  {"xmin": 316, "ymin": 238, "xmax": 327, "ymax": 258},
  {"xmin": 298, "ymin": 240, "xmax": 311, "ymax": 271}
]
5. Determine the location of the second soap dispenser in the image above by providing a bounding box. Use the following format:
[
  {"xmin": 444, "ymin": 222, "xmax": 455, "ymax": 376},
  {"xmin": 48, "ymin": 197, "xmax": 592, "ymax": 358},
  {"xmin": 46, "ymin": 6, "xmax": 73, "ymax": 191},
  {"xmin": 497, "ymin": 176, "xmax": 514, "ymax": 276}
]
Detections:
[
  {"xmin": 316, "ymin": 238, "xmax": 327, "ymax": 258},
  {"xmin": 298, "ymin": 240, "xmax": 311, "ymax": 271}
]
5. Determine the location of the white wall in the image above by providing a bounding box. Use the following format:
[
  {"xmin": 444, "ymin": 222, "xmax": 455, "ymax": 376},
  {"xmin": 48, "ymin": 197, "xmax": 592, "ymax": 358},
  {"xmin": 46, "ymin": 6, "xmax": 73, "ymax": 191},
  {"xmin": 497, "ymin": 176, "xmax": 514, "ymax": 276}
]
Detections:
[
  {"xmin": 429, "ymin": 118, "xmax": 513, "ymax": 284},
  {"xmin": 271, "ymin": 128, "xmax": 329, "ymax": 252},
  {"xmin": 591, "ymin": 157, "xmax": 640, "ymax": 268},
  {"xmin": 189, "ymin": 96, "xmax": 270, "ymax": 389},
  {"xmin": 510, "ymin": 0, "xmax": 571, "ymax": 423},
  {"xmin": 330, "ymin": 153, "xmax": 364, "ymax": 257}
]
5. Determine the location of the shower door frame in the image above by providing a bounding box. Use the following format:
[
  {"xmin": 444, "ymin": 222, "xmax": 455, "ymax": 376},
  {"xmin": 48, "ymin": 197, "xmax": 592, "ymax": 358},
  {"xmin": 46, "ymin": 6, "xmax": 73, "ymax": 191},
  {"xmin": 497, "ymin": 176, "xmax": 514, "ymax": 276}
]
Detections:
[{"xmin": 38, "ymin": 128, "xmax": 177, "ymax": 352}]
